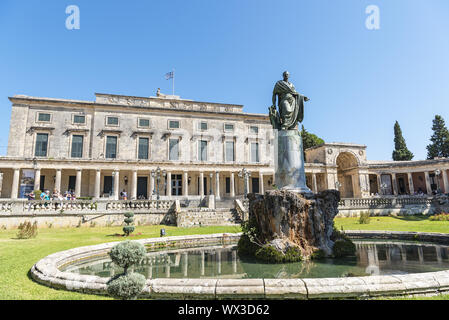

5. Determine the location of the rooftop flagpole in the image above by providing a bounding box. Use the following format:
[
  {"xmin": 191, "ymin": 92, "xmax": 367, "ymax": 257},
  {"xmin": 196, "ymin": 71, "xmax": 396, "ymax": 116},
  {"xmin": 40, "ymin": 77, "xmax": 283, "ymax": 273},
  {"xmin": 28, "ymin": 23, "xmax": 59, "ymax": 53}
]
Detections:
[{"xmin": 172, "ymin": 69, "xmax": 175, "ymax": 96}]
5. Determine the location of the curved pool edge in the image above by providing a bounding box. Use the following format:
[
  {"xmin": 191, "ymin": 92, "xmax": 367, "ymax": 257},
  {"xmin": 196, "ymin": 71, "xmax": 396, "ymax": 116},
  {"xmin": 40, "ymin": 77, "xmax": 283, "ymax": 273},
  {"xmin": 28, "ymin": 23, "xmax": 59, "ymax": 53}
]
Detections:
[{"xmin": 30, "ymin": 231, "xmax": 449, "ymax": 299}]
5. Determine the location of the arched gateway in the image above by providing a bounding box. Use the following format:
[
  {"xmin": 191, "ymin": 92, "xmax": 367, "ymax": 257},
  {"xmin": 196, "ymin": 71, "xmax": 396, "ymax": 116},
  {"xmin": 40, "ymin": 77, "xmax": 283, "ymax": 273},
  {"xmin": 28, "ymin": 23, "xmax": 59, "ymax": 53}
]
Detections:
[{"xmin": 336, "ymin": 152, "xmax": 360, "ymax": 198}]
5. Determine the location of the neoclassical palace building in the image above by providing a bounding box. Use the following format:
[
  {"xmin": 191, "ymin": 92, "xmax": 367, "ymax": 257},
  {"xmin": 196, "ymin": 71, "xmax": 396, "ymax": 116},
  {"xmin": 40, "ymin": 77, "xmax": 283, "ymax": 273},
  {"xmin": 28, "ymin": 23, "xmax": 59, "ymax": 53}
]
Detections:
[{"xmin": 1, "ymin": 92, "xmax": 449, "ymax": 200}]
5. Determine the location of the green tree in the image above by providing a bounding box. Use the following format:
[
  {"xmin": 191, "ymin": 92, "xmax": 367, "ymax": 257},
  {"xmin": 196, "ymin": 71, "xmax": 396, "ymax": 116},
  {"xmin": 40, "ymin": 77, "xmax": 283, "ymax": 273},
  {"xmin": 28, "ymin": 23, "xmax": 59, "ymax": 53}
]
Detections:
[
  {"xmin": 392, "ymin": 121, "xmax": 414, "ymax": 161},
  {"xmin": 301, "ymin": 125, "xmax": 324, "ymax": 161},
  {"xmin": 427, "ymin": 115, "xmax": 449, "ymax": 159}
]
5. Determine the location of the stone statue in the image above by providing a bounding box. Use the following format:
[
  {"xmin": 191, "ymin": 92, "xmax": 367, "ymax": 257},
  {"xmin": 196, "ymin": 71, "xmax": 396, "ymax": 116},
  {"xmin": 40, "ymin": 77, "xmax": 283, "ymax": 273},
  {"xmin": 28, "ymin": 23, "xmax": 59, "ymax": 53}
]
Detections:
[
  {"xmin": 269, "ymin": 71, "xmax": 309, "ymax": 130},
  {"xmin": 269, "ymin": 71, "xmax": 312, "ymax": 194}
]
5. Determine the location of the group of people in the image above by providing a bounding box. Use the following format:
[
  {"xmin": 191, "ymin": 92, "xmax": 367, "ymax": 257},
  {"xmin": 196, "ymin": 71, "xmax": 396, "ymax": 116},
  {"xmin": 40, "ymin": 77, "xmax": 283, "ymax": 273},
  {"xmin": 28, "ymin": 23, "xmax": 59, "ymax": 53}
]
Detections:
[{"xmin": 26, "ymin": 189, "xmax": 78, "ymax": 201}]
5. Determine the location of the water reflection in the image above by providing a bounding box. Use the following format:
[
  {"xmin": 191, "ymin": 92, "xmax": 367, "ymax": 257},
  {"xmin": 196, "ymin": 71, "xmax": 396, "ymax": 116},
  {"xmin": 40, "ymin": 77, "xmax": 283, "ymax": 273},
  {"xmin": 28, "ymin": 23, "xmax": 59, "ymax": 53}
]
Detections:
[{"xmin": 61, "ymin": 241, "xmax": 449, "ymax": 279}]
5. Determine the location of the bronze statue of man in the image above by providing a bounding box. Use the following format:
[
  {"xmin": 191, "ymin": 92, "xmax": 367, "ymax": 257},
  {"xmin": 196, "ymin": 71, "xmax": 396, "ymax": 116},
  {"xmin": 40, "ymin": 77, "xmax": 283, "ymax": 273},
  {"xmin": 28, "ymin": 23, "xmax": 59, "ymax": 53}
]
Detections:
[{"xmin": 269, "ymin": 71, "xmax": 309, "ymax": 130}]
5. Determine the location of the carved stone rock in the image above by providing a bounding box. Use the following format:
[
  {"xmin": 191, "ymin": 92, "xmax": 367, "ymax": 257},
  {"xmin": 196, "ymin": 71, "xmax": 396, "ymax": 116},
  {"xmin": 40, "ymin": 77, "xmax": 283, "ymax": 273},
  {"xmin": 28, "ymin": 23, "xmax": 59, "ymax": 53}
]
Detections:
[{"xmin": 248, "ymin": 189, "xmax": 341, "ymax": 258}]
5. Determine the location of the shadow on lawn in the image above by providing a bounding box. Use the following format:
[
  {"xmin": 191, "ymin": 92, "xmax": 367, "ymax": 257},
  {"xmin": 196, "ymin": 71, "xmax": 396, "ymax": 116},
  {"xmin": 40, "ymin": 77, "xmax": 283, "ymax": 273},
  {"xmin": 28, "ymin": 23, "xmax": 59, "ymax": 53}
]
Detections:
[{"xmin": 389, "ymin": 215, "xmax": 430, "ymax": 222}]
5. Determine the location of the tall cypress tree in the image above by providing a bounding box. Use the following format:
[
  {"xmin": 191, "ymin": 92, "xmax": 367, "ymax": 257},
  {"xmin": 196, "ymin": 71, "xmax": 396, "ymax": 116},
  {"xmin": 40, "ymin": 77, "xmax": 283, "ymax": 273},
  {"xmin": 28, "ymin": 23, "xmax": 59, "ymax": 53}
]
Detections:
[
  {"xmin": 392, "ymin": 121, "xmax": 414, "ymax": 161},
  {"xmin": 427, "ymin": 115, "xmax": 449, "ymax": 159},
  {"xmin": 301, "ymin": 125, "xmax": 324, "ymax": 161}
]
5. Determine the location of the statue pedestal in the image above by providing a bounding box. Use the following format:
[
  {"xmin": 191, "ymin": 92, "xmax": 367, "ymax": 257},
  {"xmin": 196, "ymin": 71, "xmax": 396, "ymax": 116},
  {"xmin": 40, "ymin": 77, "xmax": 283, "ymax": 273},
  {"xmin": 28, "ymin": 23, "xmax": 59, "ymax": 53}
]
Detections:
[{"xmin": 275, "ymin": 130, "xmax": 312, "ymax": 195}]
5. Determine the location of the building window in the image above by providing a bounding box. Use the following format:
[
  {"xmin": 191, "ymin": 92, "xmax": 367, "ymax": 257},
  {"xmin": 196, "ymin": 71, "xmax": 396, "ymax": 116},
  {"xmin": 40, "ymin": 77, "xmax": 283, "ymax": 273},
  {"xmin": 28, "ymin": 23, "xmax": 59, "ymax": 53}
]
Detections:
[
  {"xmin": 250, "ymin": 126, "xmax": 259, "ymax": 134},
  {"xmin": 38, "ymin": 113, "xmax": 51, "ymax": 122},
  {"xmin": 71, "ymin": 135, "xmax": 84, "ymax": 158},
  {"xmin": 199, "ymin": 140, "xmax": 208, "ymax": 161},
  {"xmin": 138, "ymin": 118, "xmax": 150, "ymax": 128},
  {"xmin": 73, "ymin": 115, "xmax": 86, "ymax": 124},
  {"xmin": 105, "ymin": 136, "xmax": 117, "ymax": 159},
  {"xmin": 35, "ymin": 133, "xmax": 48, "ymax": 157},
  {"xmin": 169, "ymin": 139, "xmax": 179, "ymax": 160},
  {"xmin": 138, "ymin": 137, "xmax": 149, "ymax": 160},
  {"xmin": 225, "ymin": 141, "xmax": 235, "ymax": 162},
  {"xmin": 251, "ymin": 142, "xmax": 259, "ymax": 163},
  {"xmin": 107, "ymin": 117, "xmax": 119, "ymax": 126},
  {"xmin": 224, "ymin": 123, "xmax": 234, "ymax": 132},
  {"xmin": 199, "ymin": 122, "xmax": 208, "ymax": 131},
  {"xmin": 169, "ymin": 120, "xmax": 180, "ymax": 129}
]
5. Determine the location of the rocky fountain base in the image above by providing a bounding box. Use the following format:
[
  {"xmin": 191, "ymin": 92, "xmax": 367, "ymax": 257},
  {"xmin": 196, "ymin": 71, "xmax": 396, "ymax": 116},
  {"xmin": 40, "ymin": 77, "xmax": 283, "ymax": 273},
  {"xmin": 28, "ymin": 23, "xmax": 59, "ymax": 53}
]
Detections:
[{"xmin": 238, "ymin": 189, "xmax": 355, "ymax": 262}]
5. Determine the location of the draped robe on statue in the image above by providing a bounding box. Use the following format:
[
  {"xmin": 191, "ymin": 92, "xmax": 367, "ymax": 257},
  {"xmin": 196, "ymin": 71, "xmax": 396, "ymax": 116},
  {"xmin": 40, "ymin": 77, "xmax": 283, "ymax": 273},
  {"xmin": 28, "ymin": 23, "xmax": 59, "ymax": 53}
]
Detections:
[{"xmin": 273, "ymin": 80, "xmax": 305, "ymax": 130}]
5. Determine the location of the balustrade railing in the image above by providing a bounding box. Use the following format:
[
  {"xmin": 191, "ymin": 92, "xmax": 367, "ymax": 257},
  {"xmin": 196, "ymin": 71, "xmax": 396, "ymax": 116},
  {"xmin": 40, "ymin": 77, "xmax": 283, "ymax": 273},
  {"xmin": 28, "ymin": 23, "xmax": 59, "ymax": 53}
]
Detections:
[
  {"xmin": 338, "ymin": 196, "xmax": 437, "ymax": 209},
  {"xmin": 0, "ymin": 199, "xmax": 176, "ymax": 215}
]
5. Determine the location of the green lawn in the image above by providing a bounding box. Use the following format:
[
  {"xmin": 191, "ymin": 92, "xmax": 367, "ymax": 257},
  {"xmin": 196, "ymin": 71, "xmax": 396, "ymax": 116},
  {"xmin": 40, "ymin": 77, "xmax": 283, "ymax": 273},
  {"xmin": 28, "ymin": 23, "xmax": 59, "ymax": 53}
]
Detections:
[
  {"xmin": 0, "ymin": 224, "xmax": 241, "ymax": 300},
  {"xmin": 334, "ymin": 215, "xmax": 449, "ymax": 234},
  {"xmin": 2, "ymin": 216, "xmax": 449, "ymax": 300}
]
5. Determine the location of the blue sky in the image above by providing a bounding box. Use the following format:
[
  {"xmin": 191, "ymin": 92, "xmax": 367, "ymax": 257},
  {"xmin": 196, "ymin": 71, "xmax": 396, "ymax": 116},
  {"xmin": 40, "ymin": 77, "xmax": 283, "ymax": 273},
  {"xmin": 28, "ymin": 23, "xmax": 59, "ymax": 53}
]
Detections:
[{"xmin": 1, "ymin": 0, "xmax": 448, "ymax": 160}]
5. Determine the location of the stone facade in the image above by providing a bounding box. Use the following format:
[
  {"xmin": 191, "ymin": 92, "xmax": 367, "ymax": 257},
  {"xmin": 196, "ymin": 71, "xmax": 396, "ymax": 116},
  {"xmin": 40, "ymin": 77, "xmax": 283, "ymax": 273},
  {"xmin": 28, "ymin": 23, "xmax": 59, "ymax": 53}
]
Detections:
[{"xmin": 1, "ymin": 92, "xmax": 449, "ymax": 201}]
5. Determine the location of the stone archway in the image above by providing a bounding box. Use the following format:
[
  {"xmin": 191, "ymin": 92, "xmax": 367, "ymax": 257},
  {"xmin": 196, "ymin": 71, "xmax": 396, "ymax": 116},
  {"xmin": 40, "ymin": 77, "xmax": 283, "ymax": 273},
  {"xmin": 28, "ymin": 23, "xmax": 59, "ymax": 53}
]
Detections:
[{"xmin": 336, "ymin": 152, "xmax": 360, "ymax": 198}]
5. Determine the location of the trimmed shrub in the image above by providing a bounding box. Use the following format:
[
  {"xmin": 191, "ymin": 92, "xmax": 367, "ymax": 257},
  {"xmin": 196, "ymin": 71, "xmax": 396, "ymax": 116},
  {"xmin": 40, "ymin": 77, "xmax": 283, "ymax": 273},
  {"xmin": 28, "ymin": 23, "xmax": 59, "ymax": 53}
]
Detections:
[
  {"xmin": 106, "ymin": 273, "xmax": 146, "ymax": 300},
  {"xmin": 311, "ymin": 249, "xmax": 326, "ymax": 260},
  {"xmin": 254, "ymin": 245, "xmax": 302, "ymax": 263},
  {"xmin": 333, "ymin": 239, "xmax": 356, "ymax": 258},
  {"xmin": 123, "ymin": 212, "xmax": 135, "ymax": 236},
  {"xmin": 16, "ymin": 221, "xmax": 38, "ymax": 239},
  {"xmin": 237, "ymin": 234, "xmax": 259, "ymax": 257},
  {"xmin": 430, "ymin": 213, "xmax": 449, "ymax": 221},
  {"xmin": 109, "ymin": 241, "xmax": 146, "ymax": 273},
  {"xmin": 358, "ymin": 211, "xmax": 371, "ymax": 224},
  {"xmin": 283, "ymin": 246, "xmax": 302, "ymax": 262}
]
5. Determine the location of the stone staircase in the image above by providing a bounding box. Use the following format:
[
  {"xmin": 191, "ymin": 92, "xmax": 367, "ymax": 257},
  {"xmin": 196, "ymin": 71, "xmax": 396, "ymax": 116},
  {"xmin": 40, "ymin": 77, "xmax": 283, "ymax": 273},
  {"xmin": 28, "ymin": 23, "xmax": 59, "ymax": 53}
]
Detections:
[{"xmin": 177, "ymin": 207, "xmax": 242, "ymax": 228}]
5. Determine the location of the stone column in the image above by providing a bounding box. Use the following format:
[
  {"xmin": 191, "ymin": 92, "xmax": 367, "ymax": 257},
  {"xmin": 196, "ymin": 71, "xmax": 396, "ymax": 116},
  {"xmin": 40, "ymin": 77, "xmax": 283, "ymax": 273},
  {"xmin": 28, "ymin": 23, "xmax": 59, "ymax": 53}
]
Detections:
[
  {"xmin": 407, "ymin": 172, "xmax": 415, "ymax": 195},
  {"xmin": 34, "ymin": 169, "xmax": 41, "ymax": 191},
  {"xmin": 0, "ymin": 172, "xmax": 3, "ymax": 197},
  {"xmin": 424, "ymin": 171, "xmax": 432, "ymax": 195},
  {"xmin": 199, "ymin": 172, "xmax": 204, "ymax": 197},
  {"xmin": 365, "ymin": 174, "xmax": 370, "ymax": 194},
  {"xmin": 75, "ymin": 169, "xmax": 82, "ymax": 198},
  {"xmin": 376, "ymin": 174, "xmax": 382, "ymax": 194},
  {"xmin": 183, "ymin": 171, "xmax": 189, "ymax": 197},
  {"xmin": 230, "ymin": 172, "xmax": 235, "ymax": 197},
  {"xmin": 215, "ymin": 172, "xmax": 221, "ymax": 200},
  {"xmin": 246, "ymin": 174, "xmax": 250, "ymax": 194},
  {"xmin": 11, "ymin": 168, "xmax": 20, "ymax": 199},
  {"xmin": 259, "ymin": 172, "xmax": 264, "ymax": 195},
  {"xmin": 94, "ymin": 169, "xmax": 101, "ymax": 199},
  {"xmin": 166, "ymin": 172, "xmax": 172, "ymax": 198},
  {"xmin": 55, "ymin": 169, "xmax": 62, "ymax": 193},
  {"xmin": 391, "ymin": 173, "xmax": 398, "ymax": 196},
  {"xmin": 113, "ymin": 170, "xmax": 120, "ymax": 200},
  {"xmin": 442, "ymin": 170, "xmax": 449, "ymax": 194},
  {"xmin": 312, "ymin": 173, "xmax": 318, "ymax": 193},
  {"xmin": 131, "ymin": 170, "xmax": 137, "ymax": 200}
]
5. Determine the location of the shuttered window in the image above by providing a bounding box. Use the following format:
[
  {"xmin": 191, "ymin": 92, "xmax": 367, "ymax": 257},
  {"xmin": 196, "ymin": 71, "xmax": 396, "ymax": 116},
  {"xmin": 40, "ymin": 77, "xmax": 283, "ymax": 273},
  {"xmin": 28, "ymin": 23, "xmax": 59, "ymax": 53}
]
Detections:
[
  {"xmin": 71, "ymin": 135, "xmax": 84, "ymax": 158},
  {"xmin": 225, "ymin": 141, "xmax": 234, "ymax": 162},
  {"xmin": 106, "ymin": 136, "xmax": 117, "ymax": 159},
  {"xmin": 169, "ymin": 139, "xmax": 179, "ymax": 160},
  {"xmin": 35, "ymin": 133, "xmax": 48, "ymax": 157},
  {"xmin": 138, "ymin": 137, "xmax": 149, "ymax": 159}
]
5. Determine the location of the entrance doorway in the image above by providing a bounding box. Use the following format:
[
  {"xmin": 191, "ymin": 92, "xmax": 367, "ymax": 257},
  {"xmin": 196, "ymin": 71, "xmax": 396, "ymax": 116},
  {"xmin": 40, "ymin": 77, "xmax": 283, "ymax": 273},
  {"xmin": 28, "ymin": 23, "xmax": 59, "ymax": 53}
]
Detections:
[
  {"xmin": 171, "ymin": 174, "xmax": 182, "ymax": 196},
  {"xmin": 68, "ymin": 176, "xmax": 76, "ymax": 192},
  {"xmin": 251, "ymin": 177, "xmax": 260, "ymax": 194},
  {"xmin": 103, "ymin": 176, "xmax": 112, "ymax": 195},
  {"xmin": 137, "ymin": 177, "xmax": 148, "ymax": 199}
]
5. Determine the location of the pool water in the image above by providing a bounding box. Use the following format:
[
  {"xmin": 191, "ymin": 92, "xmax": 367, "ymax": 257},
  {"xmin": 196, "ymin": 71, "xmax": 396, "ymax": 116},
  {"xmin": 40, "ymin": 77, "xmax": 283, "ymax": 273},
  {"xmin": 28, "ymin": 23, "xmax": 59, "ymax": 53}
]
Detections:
[{"xmin": 60, "ymin": 241, "xmax": 449, "ymax": 279}]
